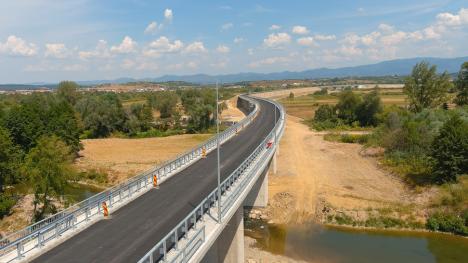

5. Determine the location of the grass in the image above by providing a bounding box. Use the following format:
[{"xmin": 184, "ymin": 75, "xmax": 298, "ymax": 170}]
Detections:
[
  {"xmin": 323, "ymin": 133, "xmax": 371, "ymax": 144},
  {"xmin": 279, "ymin": 91, "xmax": 408, "ymax": 121}
]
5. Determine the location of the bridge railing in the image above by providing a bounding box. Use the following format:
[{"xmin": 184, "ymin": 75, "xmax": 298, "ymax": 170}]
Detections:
[
  {"xmin": 138, "ymin": 96, "xmax": 285, "ymax": 263},
  {"xmin": 0, "ymin": 95, "xmax": 259, "ymax": 262}
]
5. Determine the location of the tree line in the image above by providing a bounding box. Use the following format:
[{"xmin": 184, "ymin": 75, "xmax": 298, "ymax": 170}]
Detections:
[{"xmin": 0, "ymin": 83, "xmax": 222, "ymax": 221}]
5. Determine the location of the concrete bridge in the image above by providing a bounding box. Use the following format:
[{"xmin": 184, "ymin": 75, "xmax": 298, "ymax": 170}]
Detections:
[{"xmin": 0, "ymin": 95, "xmax": 285, "ymax": 263}]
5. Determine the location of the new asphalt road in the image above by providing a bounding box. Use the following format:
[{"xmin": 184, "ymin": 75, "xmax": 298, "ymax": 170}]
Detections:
[{"xmin": 32, "ymin": 97, "xmax": 277, "ymax": 263}]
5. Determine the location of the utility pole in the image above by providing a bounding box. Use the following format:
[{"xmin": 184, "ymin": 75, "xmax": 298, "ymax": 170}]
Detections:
[{"xmin": 216, "ymin": 81, "xmax": 222, "ymax": 223}]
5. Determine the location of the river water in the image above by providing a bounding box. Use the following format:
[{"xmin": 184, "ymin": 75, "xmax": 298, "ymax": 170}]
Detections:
[{"xmin": 245, "ymin": 221, "xmax": 468, "ymax": 263}]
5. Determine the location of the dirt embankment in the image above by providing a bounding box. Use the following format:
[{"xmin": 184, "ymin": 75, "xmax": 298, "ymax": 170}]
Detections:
[{"xmin": 245, "ymin": 89, "xmax": 437, "ymax": 262}]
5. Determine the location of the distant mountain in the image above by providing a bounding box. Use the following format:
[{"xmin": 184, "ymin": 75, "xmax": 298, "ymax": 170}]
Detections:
[
  {"xmin": 150, "ymin": 56, "xmax": 467, "ymax": 84},
  {"xmin": 1, "ymin": 56, "xmax": 466, "ymax": 89}
]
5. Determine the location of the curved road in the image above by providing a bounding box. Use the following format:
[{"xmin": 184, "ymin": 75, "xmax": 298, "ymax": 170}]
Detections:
[{"xmin": 32, "ymin": 97, "xmax": 277, "ymax": 263}]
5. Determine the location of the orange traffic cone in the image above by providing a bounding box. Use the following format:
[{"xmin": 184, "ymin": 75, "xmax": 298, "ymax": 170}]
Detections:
[
  {"xmin": 202, "ymin": 147, "xmax": 207, "ymax": 158},
  {"xmin": 153, "ymin": 175, "xmax": 159, "ymax": 188},
  {"xmin": 102, "ymin": 202, "xmax": 109, "ymax": 217}
]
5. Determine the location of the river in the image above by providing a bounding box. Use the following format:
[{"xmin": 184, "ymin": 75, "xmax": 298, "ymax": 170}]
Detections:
[{"xmin": 245, "ymin": 221, "xmax": 468, "ymax": 263}]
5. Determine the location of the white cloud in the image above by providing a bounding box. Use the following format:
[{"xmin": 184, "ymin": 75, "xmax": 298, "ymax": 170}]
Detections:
[
  {"xmin": 269, "ymin": 24, "xmax": 281, "ymax": 30},
  {"xmin": 110, "ymin": 36, "xmax": 137, "ymax": 54},
  {"xmin": 78, "ymin": 40, "xmax": 111, "ymax": 60},
  {"xmin": 249, "ymin": 56, "xmax": 290, "ymax": 68},
  {"xmin": 361, "ymin": 31, "xmax": 381, "ymax": 46},
  {"xmin": 380, "ymin": 31, "xmax": 407, "ymax": 45},
  {"xmin": 436, "ymin": 8, "xmax": 468, "ymax": 26},
  {"xmin": 44, "ymin": 43, "xmax": 68, "ymax": 58},
  {"xmin": 164, "ymin": 9, "xmax": 173, "ymax": 21},
  {"xmin": 233, "ymin": 37, "xmax": 244, "ymax": 44},
  {"xmin": 148, "ymin": 37, "xmax": 184, "ymax": 52},
  {"xmin": 216, "ymin": 45, "xmax": 230, "ymax": 53},
  {"xmin": 297, "ymin": 37, "xmax": 317, "ymax": 47},
  {"xmin": 221, "ymin": 23, "xmax": 233, "ymax": 31},
  {"xmin": 338, "ymin": 45, "xmax": 362, "ymax": 56},
  {"xmin": 247, "ymin": 48, "xmax": 254, "ymax": 55},
  {"xmin": 378, "ymin": 23, "xmax": 395, "ymax": 33},
  {"xmin": 144, "ymin": 21, "xmax": 161, "ymax": 34},
  {"xmin": 314, "ymin": 34, "xmax": 336, "ymax": 41},
  {"xmin": 263, "ymin": 32, "xmax": 291, "ymax": 48},
  {"xmin": 184, "ymin": 41, "xmax": 207, "ymax": 53},
  {"xmin": 292, "ymin": 25, "xmax": 309, "ymax": 35},
  {"xmin": 0, "ymin": 35, "xmax": 37, "ymax": 56}
]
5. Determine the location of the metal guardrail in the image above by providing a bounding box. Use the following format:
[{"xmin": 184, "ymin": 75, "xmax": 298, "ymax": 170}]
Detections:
[
  {"xmin": 138, "ymin": 96, "xmax": 285, "ymax": 263},
  {"xmin": 0, "ymin": 95, "xmax": 259, "ymax": 262}
]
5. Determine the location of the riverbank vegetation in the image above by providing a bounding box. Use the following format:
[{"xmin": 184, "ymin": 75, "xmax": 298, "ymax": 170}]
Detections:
[{"xmin": 309, "ymin": 61, "xmax": 468, "ymax": 236}]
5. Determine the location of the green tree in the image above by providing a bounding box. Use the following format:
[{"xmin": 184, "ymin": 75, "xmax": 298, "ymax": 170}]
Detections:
[
  {"xmin": 289, "ymin": 92, "xmax": 294, "ymax": 99},
  {"xmin": 75, "ymin": 93, "xmax": 126, "ymax": 138},
  {"xmin": 3, "ymin": 94, "xmax": 82, "ymax": 154},
  {"xmin": 430, "ymin": 114, "xmax": 468, "ymax": 183},
  {"xmin": 336, "ymin": 90, "xmax": 362, "ymax": 124},
  {"xmin": 314, "ymin": 104, "xmax": 336, "ymax": 122},
  {"xmin": 0, "ymin": 127, "xmax": 22, "ymax": 190},
  {"xmin": 57, "ymin": 81, "xmax": 79, "ymax": 105},
  {"xmin": 455, "ymin": 62, "xmax": 468, "ymax": 106},
  {"xmin": 356, "ymin": 89, "xmax": 383, "ymax": 126},
  {"xmin": 404, "ymin": 62, "xmax": 452, "ymax": 112},
  {"xmin": 22, "ymin": 136, "xmax": 74, "ymax": 220}
]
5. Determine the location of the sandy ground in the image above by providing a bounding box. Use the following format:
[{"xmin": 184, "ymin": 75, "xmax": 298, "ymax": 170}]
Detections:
[
  {"xmin": 221, "ymin": 96, "xmax": 245, "ymax": 122},
  {"xmin": 245, "ymin": 87, "xmax": 422, "ymax": 262},
  {"xmin": 255, "ymin": 87, "xmax": 321, "ymax": 100},
  {"xmin": 263, "ymin": 115, "xmax": 410, "ymax": 225},
  {"xmin": 75, "ymin": 134, "xmax": 211, "ymax": 184}
]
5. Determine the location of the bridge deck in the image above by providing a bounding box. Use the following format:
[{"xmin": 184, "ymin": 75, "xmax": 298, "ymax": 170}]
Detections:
[{"xmin": 32, "ymin": 98, "xmax": 276, "ymax": 263}]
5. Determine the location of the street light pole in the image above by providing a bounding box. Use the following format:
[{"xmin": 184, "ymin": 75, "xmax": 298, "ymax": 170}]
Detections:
[{"xmin": 216, "ymin": 81, "xmax": 222, "ymax": 224}]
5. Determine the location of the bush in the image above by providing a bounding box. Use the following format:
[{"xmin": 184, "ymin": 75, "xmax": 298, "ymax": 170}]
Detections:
[
  {"xmin": 0, "ymin": 194, "xmax": 16, "ymax": 218},
  {"xmin": 80, "ymin": 169, "xmax": 108, "ymax": 184},
  {"xmin": 426, "ymin": 212, "xmax": 468, "ymax": 236},
  {"xmin": 430, "ymin": 114, "xmax": 468, "ymax": 183}
]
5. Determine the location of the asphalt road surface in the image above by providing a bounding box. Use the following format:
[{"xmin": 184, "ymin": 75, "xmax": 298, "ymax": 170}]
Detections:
[{"xmin": 32, "ymin": 97, "xmax": 277, "ymax": 263}]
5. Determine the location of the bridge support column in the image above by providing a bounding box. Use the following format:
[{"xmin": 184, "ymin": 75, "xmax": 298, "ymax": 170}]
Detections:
[
  {"xmin": 244, "ymin": 166, "xmax": 268, "ymax": 207},
  {"xmin": 202, "ymin": 206, "xmax": 244, "ymax": 263}
]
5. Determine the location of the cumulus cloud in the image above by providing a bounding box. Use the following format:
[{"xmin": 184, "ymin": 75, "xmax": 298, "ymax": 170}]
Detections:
[
  {"xmin": 297, "ymin": 37, "xmax": 317, "ymax": 47},
  {"xmin": 292, "ymin": 25, "xmax": 309, "ymax": 35},
  {"xmin": 263, "ymin": 32, "xmax": 291, "ymax": 48},
  {"xmin": 148, "ymin": 37, "xmax": 184, "ymax": 52},
  {"xmin": 184, "ymin": 41, "xmax": 207, "ymax": 53},
  {"xmin": 0, "ymin": 35, "xmax": 37, "ymax": 56},
  {"xmin": 45, "ymin": 43, "xmax": 68, "ymax": 58},
  {"xmin": 436, "ymin": 8, "xmax": 468, "ymax": 26},
  {"xmin": 314, "ymin": 34, "xmax": 336, "ymax": 41},
  {"xmin": 78, "ymin": 40, "xmax": 111, "ymax": 60},
  {"xmin": 110, "ymin": 36, "xmax": 137, "ymax": 54},
  {"xmin": 216, "ymin": 45, "xmax": 230, "ymax": 53},
  {"xmin": 233, "ymin": 37, "xmax": 244, "ymax": 44},
  {"xmin": 269, "ymin": 24, "xmax": 281, "ymax": 30},
  {"xmin": 221, "ymin": 23, "xmax": 233, "ymax": 31},
  {"xmin": 144, "ymin": 21, "xmax": 160, "ymax": 34},
  {"xmin": 164, "ymin": 9, "xmax": 173, "ymax": 21}
]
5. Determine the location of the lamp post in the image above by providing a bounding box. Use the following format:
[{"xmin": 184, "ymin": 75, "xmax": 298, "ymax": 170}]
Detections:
[{"xmin": 216, "ymin": 81, "xmax": 222, "ymax": 224}]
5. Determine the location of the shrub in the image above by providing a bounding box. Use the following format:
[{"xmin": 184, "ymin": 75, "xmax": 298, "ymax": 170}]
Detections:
[
  {"xmin": 430, "ymin": 114, "xmax": 468, "ymax": 183},
  {"xmin": 0, "ymin": 194, "xmax": 16, "ymax": 218},
  {"xmin": 426, "ymin": 212, "xmax": 468, "ymax": 236}
]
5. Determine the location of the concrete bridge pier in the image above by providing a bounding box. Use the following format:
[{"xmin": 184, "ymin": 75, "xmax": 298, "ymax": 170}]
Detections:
[
  {"xmin": 201, "ymin": 162, "xmax": 271, "ymax": 263},
  {"xmin": 201, "ymin": 207, "xmax": 244, "ymax": 263}
]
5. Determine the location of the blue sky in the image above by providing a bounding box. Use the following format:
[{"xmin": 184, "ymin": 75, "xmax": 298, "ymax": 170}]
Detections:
[{"xmin": 0, "ymin": 0, "xmax": 467, "ymax": 83}]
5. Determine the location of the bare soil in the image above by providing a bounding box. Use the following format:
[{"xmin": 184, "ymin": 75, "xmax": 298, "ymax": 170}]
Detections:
[{"xmin": 75, "ymin": 134, "xmax": 211, "ymax": 185}]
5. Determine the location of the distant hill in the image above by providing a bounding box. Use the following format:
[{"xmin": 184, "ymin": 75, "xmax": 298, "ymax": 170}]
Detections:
[
  {"xmin": 1, "ymin": 56, "xmax": 466, "ymax": 89},
  {"xmin": 150, "ymin": 56, "xmax": 467, "ymax": 84}
]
